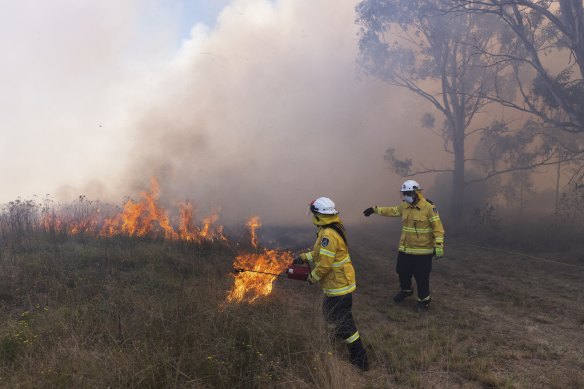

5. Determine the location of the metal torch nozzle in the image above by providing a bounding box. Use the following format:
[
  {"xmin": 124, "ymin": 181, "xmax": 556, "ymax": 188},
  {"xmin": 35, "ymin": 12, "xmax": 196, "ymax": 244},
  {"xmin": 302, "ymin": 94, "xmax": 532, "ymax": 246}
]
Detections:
[{"xmin": 232, "ymin": 268, "xmax": 285, "ymax": 277}]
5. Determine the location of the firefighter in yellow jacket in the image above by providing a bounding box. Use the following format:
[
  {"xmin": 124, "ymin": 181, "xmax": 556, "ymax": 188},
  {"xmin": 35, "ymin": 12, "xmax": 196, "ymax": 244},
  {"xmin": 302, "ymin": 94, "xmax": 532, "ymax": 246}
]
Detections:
[
  {"xmin": 296, "ymin": 197, "xmax": 369, "ymax": 371},
  {"xmin": 363, "ymin": 180, "xmax": 444, "ymax": 311}
]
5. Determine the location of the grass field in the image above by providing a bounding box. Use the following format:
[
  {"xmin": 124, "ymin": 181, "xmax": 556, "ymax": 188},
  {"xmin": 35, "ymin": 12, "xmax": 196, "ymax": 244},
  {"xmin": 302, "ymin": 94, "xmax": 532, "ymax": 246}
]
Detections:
[
  {"xmin": 349, "ymin": 224, "xmax": 584, "ymax": 388},
  {"xmin": 1, "ymin": 220, "xmax": 583, "ymax": 388}
]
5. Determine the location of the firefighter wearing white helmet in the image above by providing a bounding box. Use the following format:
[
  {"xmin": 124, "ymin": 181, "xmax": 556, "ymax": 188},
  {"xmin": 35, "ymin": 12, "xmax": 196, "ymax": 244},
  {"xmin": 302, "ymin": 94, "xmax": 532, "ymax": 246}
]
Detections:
[
  {"xmin": 295, "ymin": 197, "xmax": 369, "ymax": 371},
  {"xmin": 309, "ymin": 197, "xmax": 338, "ymax": 214},
  {"xmin": 363, "ymin": 180, "xmax": 445, "ymax": 311}
]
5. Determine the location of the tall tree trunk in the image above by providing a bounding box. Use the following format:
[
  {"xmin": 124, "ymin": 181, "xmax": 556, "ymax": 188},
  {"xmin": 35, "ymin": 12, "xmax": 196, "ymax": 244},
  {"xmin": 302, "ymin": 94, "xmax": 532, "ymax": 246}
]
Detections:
[
  {"xmin": 555, "ymin": 160, "xmax": 561, "ymax": 215},
  {"xmin": 450, "ymin": 121, "xmax": 465, "ymax": 221},
  {"xmin": 519, "ymin": 180, "xmax": 524, "ymax": 218}
]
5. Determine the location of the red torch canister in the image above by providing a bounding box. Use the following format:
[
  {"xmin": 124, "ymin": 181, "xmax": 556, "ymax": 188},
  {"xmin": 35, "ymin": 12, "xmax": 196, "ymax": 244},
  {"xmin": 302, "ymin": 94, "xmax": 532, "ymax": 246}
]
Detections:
[{"xmin": 285, "ymin": 264, "xmax": 311, "ymax": 281}]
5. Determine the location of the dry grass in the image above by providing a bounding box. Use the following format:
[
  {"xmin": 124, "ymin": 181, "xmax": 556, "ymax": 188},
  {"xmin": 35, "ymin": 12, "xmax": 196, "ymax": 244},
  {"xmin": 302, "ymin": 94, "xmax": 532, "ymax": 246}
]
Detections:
[
  {"xmin": 0, "ymin": 232, "xmax": 368, "ymax": 388},
  {"xmin": 1, "ymin": 209, "xmax": 583, "ymax": 388},
  {"xmin": 349, "ymin": 222, "xmax": 584, "ymax": 389}
]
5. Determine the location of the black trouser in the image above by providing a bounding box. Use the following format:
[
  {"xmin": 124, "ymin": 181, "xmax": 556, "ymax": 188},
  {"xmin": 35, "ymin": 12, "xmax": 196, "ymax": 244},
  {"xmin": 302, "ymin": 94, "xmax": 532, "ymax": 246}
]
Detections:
[
  {"xmin": 322, "ymin": 293, "xmax": 368, "ymax": 370},
  {"xmin": 396, "ymin": 252, "xmax": 433, "ymax": 300}
]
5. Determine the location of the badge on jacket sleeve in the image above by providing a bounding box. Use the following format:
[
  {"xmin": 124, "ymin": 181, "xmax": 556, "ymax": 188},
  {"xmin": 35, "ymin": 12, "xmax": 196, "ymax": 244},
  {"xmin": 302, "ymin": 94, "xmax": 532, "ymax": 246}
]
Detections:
[
  {"xmin": 321, "ymin": 237, "xmax": 329, "ymax": 247},
  {"xmin": 432, "ymin": 207, "xmax": 438, "ymax": 214}
]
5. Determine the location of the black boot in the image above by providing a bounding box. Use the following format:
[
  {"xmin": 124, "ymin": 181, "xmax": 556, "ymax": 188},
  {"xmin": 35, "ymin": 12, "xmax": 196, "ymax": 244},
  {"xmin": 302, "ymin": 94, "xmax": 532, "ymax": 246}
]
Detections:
[
  {"xmin": 393, "ymin": 289, "xmax": 413, "ymax": 303},
  {"xmin": 417, "ymin": 296, "xmax": 431, "ymax": 312},
  {"xmin": 348, "ymin": 339, "xmax": 369, "ymax": 371}
]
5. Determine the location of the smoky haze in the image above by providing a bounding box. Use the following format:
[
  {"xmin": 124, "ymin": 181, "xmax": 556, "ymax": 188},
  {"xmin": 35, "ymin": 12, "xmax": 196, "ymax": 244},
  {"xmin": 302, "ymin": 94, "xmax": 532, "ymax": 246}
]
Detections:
[
  {"xmin": 1, "ymin": 0, "xmax": 448, "ymax": 226},
  {"xmin": 120, "ymin": 0, "xmax": 443, "ymax": 225}
]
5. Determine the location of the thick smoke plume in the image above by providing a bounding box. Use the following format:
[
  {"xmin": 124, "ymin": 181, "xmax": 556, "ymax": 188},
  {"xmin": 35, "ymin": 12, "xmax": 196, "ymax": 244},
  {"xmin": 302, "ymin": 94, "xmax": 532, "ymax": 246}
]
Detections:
[
  {"xmin": 1, "ymin": 0, "xmax": 442, "ymax": 225},
  {"xmin": 121, "ymin": 0, "xmax": 432, "ymax": 225}
]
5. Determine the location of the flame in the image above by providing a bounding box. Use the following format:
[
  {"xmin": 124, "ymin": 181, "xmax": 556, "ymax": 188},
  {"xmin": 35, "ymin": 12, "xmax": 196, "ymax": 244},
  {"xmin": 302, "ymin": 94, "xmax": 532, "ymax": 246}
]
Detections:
[
  {"xmin": 18, "ymin": 182, "xmax": 295, "ymax": 305},
  {"xmin": 40, "ymin": 199, "xmax": 99, "ymax": 236},
  {"xmin": 225, "ymin": 216, "xmax": 293, "ymax": 304},
  {"xmin": 108, "ymin": 177, "xmax": 175, "ymax": 238},
  {"xmin": 246, "ymin": 216, "xmax": 261, "ymax": 248},
  {"xmin": 41, "ymin": 214, "xmax": 63, "ymax": 233},
  {"xmin": 97, "ymin": 177, "xmax": 224, "ymax": 241},
  {"xmin": 199, "ymin": 212, "xmax": 226, "ymax": 242},
  {"xmin": 35, "ymin": 177, "xmax": 226, "ymax": 244},
  {"xmin": 176, "ymin": 202, "xmax": 226, "ymax": 243},
  {"xmin": 178, "ymin": 201, "xmax": 196, "ymax": 241},
  {"xmin": 226, "ymin": 249, "xmax": 293, "ymax": 304},
  {"xmin": 100, "ymin": 180, "xmax": 225, "ymax": 241}
]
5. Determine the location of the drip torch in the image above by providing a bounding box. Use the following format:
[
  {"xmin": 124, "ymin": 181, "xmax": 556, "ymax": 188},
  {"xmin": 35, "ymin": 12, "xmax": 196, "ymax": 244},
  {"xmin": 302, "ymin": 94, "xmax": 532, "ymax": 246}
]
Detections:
[{"xmin": 233, "ymin": 263, "xmax": 311, "ymax": 281}]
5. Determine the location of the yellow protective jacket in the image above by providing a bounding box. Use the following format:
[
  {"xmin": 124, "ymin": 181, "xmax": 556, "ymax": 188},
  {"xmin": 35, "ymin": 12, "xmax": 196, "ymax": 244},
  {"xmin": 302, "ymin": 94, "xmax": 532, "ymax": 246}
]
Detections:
[
  {"xmin": 300, "ymin": 214, "xmax": 356, "ymax": 297},
  {"xmin": 375, "ymin": 192, "xmax": 444, "ymax": 255}
]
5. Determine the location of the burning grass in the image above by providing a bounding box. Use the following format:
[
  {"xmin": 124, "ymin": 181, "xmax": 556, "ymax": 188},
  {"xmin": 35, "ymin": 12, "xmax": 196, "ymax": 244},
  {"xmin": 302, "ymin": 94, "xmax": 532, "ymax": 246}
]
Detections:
[
  {"xmin": 6, "ymin": 178, "xmax": 227, "ymax": 246},
  {"xmin": 226, "ymin": 249, "xmax": 293, "ymax": 304},
  {"xmin": 224, "ymin": 214, "xmax": 297, "ymax": 305}
]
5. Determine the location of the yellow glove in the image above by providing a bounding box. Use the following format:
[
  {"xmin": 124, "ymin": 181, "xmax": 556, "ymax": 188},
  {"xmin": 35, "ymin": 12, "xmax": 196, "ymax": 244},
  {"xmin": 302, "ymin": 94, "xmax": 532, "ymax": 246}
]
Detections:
[{"xmin": 434, "ymin": 246, "xmax": 444, "ymax": 259}]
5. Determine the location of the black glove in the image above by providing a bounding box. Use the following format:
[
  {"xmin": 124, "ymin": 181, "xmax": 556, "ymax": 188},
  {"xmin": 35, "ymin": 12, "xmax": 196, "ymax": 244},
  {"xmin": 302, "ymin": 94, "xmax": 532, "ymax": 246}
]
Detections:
[
  {"xmin": 363, "ymin": 207, "xmax": 375, "ymax": 217},
  {"xmin": 293, "ymin": 257, "xmax": 304, "ymax": 265}
]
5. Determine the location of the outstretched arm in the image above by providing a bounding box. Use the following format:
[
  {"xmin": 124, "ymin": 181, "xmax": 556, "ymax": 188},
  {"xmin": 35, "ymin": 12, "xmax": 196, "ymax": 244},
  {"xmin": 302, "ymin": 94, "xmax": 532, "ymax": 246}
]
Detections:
[{"xmin": 364, "ymin": 205, "xmax": 402, "ymax": 217}]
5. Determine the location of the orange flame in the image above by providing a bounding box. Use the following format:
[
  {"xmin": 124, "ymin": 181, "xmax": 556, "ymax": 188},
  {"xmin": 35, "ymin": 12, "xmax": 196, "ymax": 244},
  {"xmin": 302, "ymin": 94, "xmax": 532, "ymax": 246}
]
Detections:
[
  {"xmin": 225, "ymin": 216, "xmax": 293, "ymax": 304},
  {"xmin": 34, "ymin": 177, "xmax": 226, "ymax": 244},
  {"xmin": 178, "ymin": 201, "xmax": 197, "ymax": 241},
  {"xmin": 40, "ymin": 198, "xmax": 99, "ymax": 236},
  {"xmin": 246, "ymin": 216, "xmax": 261, "ymax": 248},
  {"xmin": 176, "ymin": 202, "xmax": 226, "ymax": 243},
  {"xmin": 199, "ymin": 212, "xmax": 226, "ymax": 242},
  {"xmin": 226, "ymin": 249, "xmax": 292, "ymax": 304}
]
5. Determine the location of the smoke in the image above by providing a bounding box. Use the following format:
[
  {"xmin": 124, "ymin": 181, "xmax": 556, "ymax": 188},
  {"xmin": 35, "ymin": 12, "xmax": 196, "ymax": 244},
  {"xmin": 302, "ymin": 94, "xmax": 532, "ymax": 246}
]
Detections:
[
  {"xmin": 119, "ymin": 0, "xmax": 436, "ymax": 225},
  {"xmin": 0, "ymin": 1, "xmax": 181, "ymax": 202},
  {"xmin": 1, "ymin": 0, "xmax": 440, "ymax": 225}
]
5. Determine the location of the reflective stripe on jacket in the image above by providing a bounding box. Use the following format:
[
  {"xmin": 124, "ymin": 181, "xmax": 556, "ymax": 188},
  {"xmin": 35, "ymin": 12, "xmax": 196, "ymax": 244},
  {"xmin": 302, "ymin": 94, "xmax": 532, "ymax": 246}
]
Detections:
[
  {"xmin": 375, "ymin": 195, "xmax": 444, "ymax": 255},
  {"xmin": 300, "ymin": 226, "xmax": 356, "ymax": 297}
]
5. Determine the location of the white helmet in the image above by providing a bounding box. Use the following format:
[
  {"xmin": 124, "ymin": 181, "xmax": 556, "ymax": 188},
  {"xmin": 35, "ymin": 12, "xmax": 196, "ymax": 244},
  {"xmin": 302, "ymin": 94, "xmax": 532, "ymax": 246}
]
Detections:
[
  {"xmin": 309, "ymin": 197, "xmax": 338, "ymax": 215},
  {"xmin": 400, "ymin": 180, "xmax": 422, "ymax": 192}
]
